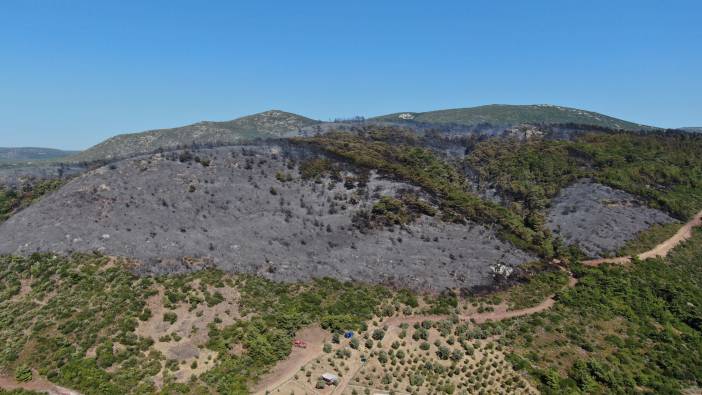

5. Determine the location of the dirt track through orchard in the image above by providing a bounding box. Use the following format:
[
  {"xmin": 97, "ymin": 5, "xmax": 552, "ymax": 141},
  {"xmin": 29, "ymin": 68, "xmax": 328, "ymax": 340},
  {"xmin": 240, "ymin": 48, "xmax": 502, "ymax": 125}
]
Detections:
[{"xmin": 0, "ymin": 374, "xmax": 80, "ymax": 395}]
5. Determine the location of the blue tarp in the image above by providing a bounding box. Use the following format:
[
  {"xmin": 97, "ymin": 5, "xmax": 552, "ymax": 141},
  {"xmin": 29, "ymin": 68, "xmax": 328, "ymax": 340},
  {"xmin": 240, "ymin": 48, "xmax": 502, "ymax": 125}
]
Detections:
[{"xmin": 344, "ymin": 331, "xmax": 354, "ymax": 338}]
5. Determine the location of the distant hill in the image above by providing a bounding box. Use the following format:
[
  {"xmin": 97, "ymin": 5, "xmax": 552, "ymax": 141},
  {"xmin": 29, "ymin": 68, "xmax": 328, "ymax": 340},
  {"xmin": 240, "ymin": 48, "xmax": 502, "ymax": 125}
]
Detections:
[
  {"xmin": 373, "ymin": 104, "xmax": 656, "ymax": 130},
  {"xmin": 0, "ymin": 147, "xmax": 78, "ymax": 162},
  {"xmin": 68, "ymin": 110, "xmax": 319, "ymax": 163},
  {"xmin": 680, "ymin": 127, "xmax": 702, "ymax": 133},
  {"xmin": 67, "ymin": 105, "xmax": 662, "ymax": 164}
]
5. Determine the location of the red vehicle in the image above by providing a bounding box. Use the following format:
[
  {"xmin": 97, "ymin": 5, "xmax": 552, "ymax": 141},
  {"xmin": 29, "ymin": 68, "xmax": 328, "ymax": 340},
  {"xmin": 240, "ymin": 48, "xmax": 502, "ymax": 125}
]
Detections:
[{"xmin": 293, "ymin": 339, "xmax": 307, "ymax": 348}]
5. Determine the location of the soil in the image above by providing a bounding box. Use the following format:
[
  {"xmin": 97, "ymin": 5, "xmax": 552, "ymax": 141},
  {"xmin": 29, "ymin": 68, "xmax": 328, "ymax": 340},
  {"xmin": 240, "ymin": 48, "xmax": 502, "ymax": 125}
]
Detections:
[
  {"xmin": 0, "ymin": 374, "xmax": 80, "ymax": 395},
  {"xmin": 134, "ymin": 281, "xmax": 241, "ymax": 385}
]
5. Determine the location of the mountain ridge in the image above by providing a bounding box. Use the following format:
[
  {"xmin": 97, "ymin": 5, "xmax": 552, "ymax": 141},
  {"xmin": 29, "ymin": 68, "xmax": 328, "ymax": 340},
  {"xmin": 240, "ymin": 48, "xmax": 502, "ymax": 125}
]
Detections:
[
  {"xmin": 372, "ymin": 104, "xmax": 656, "ymax": 130},
  {"xmin": 65, "ymin": 104, "xmax": 658, "ymax": 164},
  {"xmin": 67, "ymin": 110, "xmax": 320, "ymax": 163}
]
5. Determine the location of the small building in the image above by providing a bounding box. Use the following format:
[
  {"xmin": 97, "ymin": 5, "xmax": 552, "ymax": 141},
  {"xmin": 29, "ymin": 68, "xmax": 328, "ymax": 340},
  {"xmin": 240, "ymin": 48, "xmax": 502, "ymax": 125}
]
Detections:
[{"xmin": 321, "ymin": 373, "xmax": 339, "ymax": 384}]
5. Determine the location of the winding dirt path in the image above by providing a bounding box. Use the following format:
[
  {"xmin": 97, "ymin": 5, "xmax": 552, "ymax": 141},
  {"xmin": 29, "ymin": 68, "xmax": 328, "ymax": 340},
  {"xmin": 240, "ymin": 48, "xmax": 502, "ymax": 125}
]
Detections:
[
  {"xmin": 583, "ymin": 209, "xmax": 702, "ymax": 267},
  {"xmin": 381, "ymin": 296, "xmax": 559, "ymax": 327},
  {"xmin": 0, "ymin": 374, "xmax": 80, "ymax": 395}
]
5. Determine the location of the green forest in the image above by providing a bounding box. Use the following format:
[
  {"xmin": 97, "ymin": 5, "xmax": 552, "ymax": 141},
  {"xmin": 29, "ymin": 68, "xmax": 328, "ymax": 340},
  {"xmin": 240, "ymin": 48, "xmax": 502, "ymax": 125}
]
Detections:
[
  {"xmin": 467, "ymin": 130, "xmax": 702, "ymax": 221},
  {"xmin": 500, "ymin": 229, "xmax": 702, "ymax": 394}
]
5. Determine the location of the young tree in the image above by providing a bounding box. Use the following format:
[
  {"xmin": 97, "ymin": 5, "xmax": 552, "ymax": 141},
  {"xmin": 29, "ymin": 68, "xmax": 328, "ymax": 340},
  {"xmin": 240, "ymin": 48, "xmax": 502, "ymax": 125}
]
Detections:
[{"xmin": 436, "ymin": 345, "xmax": 450, "ymax": 360}]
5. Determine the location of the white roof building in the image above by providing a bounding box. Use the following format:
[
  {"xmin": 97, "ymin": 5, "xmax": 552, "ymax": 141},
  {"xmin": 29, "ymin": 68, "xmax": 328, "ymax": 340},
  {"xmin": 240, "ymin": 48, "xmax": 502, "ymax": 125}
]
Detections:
[{"xmin": 321, "ymin": 373, "xmax": 338, "ymax": 383}]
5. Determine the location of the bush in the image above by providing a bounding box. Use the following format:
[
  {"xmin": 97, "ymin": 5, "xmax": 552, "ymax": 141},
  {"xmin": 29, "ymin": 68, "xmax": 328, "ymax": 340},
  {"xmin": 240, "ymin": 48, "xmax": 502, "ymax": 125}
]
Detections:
[
  {"xmin": 163, "ymin": 312, "xmax": 178, "ymax": 324},
  {"xmin": 15, "ymin": 365, "xmax": 32, "ymax": 382},
  {"xmin": 436, "ymin": 345, "xmax": 450, "ymax": 360},
  {"xmin": 450, "ymin": 349, "xmax": 464, "ymax": 362},
  {"xmin": 378, "ymin": 351, "xmax": 388, "ymax": 364}
]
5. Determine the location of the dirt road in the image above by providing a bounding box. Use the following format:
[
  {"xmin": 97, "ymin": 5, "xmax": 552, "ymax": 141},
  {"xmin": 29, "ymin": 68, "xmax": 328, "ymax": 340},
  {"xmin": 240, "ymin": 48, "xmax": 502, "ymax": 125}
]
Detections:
[
  {"xmin": 381, "ymin": 295, "xmax": 559, "ymax": 327},
  {"xmin": 0, "ymin": 374, "xmax": 80, "ymax": 395},
  {"xmin": 583, "ymin": 209, "xmax": 702, "ymax": 266},
  {"xmin": 639, "ymin": 209, "xmax": 702, "ymax": 259},
  {"xmin": 331, "ymin": 354, "xmax": 362, "ymax": 395},
  {"xmin": 252, "ymin": 326, "xmax": 331, "ymax": 395}
]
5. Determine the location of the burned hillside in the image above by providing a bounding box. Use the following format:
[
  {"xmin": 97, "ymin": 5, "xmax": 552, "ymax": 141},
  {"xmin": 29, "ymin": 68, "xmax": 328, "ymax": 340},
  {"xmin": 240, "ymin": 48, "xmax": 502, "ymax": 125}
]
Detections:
[
  {"xmin": 0, "ymin": 144, "xmax": 534, "ymax": 291},
  {"xmin": 546, "ymin": 180, "xmax": 677, "ymax": 258}
]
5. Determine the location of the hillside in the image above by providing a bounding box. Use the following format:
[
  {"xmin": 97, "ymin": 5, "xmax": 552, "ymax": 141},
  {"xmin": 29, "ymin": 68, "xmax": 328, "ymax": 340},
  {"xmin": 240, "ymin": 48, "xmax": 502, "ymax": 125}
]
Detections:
[
  {"xmin": 373, "ymin": 104, "xmax": 656, "ymax": 130},
  {"xmin": 68, "ymin": 110, "xmax": 319, "ymax": 163},
  {"xmin": 0, "ymin": 147, "xmax": 78, "ymax": 162},
  {"xmin": 0, "ymin": 144, "xmax": 533, "ymax": 291}
]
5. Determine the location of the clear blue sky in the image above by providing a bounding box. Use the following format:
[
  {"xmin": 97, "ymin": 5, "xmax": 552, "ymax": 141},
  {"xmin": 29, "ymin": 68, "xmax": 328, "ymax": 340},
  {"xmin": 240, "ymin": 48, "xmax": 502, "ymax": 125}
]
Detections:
[{"xmin": 1, "ymin": 0, "xmax": 700, "ymax": 150}]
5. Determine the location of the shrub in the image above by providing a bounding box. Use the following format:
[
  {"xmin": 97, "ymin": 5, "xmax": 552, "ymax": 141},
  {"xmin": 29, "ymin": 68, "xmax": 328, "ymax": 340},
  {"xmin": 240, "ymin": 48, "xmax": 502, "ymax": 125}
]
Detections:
[
  {"xmin": 163, "ymin": 312, "xmax": 178, "ymax": 324},
  {"xmin": 15, "ymin": 365, "xmax": 32, "ymax": 382},
  {"xmin": 378, "ymin": 351, "xmax": 389, "ymax": 364},
  {"xmin": 436, "ymin": 345, "xmax": 450, "ymax": 360},
  {"xmin": 316, "ymin": 379, "xmax": 326, "ymax": 389}
]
